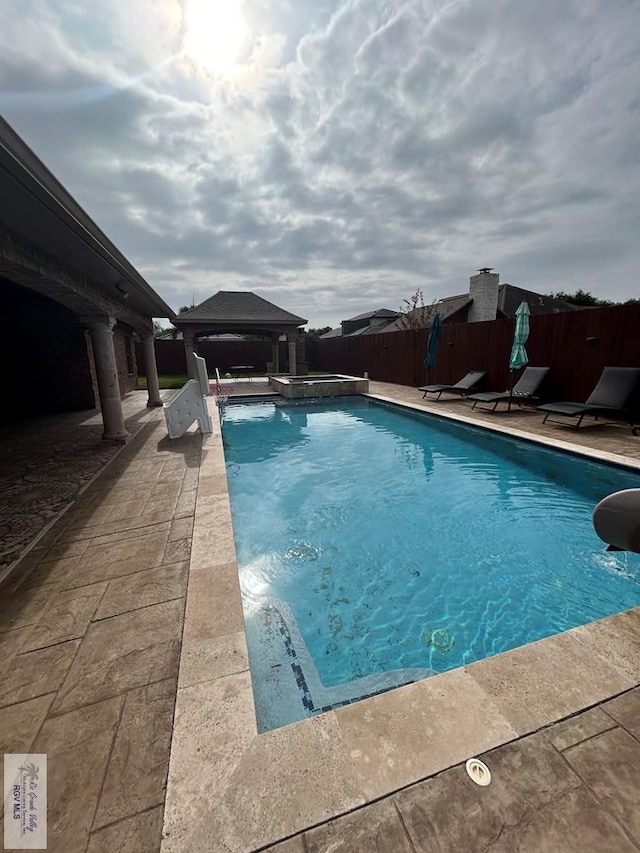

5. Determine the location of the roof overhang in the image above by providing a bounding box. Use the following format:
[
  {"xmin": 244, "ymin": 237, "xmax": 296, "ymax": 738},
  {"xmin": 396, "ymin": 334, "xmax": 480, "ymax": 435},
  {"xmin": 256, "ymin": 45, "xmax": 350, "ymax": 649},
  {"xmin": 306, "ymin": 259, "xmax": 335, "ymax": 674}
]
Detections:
[{"xmin": 0, "ymin": 116, "xmax": 175, "ymax": 328}]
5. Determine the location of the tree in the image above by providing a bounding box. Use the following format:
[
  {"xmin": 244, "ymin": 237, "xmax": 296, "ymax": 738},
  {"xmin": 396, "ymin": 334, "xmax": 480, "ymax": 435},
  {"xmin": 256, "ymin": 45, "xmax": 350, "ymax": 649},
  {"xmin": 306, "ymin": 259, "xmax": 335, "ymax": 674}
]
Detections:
[
  {"xmin": 306, "ymin": 326, "xmax": 332, "ymax": 340},
  {"xmin": 548, "ymin": 289, "xmax": 614, "ymax": 307},
  {"xmin": 178, "ymin": 304, "xmax": 194, "ymax": 314},
  {"xmin": 396, "ymin": 290, "xmax": 438, "ymax": 331}
]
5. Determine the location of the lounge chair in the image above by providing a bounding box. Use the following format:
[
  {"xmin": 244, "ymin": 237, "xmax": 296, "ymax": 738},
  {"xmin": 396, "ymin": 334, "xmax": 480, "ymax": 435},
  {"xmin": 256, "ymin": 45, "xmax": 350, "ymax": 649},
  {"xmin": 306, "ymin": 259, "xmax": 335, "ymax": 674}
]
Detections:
[
  {"xmin": 419, "ymin": 370, "xmax": 486, "ymax": 400},
  {"xmin": 537, "ymin": 366, "xmax": 640, "ymax": 429},
  {"xmin": 468, "ymin": 366, "xmax": 550, "ymax": 412}
]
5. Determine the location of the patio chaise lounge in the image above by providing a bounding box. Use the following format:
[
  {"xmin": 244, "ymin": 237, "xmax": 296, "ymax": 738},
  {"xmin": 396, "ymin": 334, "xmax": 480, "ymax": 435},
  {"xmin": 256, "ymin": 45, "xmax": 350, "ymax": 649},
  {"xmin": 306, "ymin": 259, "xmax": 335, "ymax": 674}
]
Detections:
[
  {"xmin": 537, "ymin": 366, "xmax": 640, "ymax": 429},
  {"xmin": 468, "ymin": 366, "xmax": 550, "ymax": 412},
  {"xmin": 419, "ymin": 370, "xmax": 486, "ymax": 400}
]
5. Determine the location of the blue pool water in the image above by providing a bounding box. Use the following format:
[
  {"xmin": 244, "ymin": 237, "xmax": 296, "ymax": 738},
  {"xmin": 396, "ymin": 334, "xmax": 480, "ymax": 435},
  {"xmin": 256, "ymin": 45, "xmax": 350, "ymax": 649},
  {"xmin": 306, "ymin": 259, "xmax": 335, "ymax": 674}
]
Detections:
[{"xmin": 222, "ymin": 397, "xmax": 640, "ymax": 731}]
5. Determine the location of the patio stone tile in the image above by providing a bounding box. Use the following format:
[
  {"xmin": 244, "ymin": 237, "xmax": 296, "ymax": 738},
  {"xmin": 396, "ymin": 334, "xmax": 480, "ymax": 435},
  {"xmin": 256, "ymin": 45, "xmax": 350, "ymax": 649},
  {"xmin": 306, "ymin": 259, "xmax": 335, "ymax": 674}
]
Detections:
[
  {"xmin": 21, "ymin": 582, "xmax": 107, "ymax": 652},
  {"xmin": 568, "ymin": 608, "xmax": 640, "ymax": 683},
  {"xmin": 465, "ymin": 630, "xmax": 632, "ymax": 735},
  {"xmin": 33, "ymin": 696, "xmax": 124, "ymax": 853},
  {"xmin": 106, "ymin": 499, "xmax": 146, "ymax": 521},
  {"xmin": 62, "ymin": 528, "xmax": 170, "ymax": 589},
  {"xmin": 178, "ymin": 631, "xmax": 249, "ymax": 689},
  {"xmin": 162, "ymin": 672, "xmax": 255, "ymax": 852},
  {"xmin": 544, "ymin": 707, "xmax": 617, "ymax": 752},
  {"xmin": 169, "ymin": 515, "xmax": 194, "ymax": 542},
  {"xmin": 399, "ymin": 771, "xmax": 636, "ymax": 853},
  {"xmin": 149, "ymin": 481, "xmax": 183, "ymax": 502},
  {"xmin": 144, "ymin": 496, "xmax": 179, "ymax": 519},
  {"xmin": 163, "ymin": 677, "xmax": 364, "ymax": 853},
  {"xmin": 190, "ymin": 518, "xmax": 236, "ymax": 568},
  {"xmin": 12, "ymin": 554, "xmax": 81, "ymax": 590},
  {"xmin": 0, "ymin": 583, "xmax": 67, "ymax": 633},
  {"xmin": 89, "ymin": 518, "xmax": 171, "ymax": 545},
  {"xmin": 92, "ymin": 483, "xmax": 162, "ymax": 505},
  {"xmin": 305, "ymin": 799, "xmax": 413, "ymax": 853},
  {"xmin": 197, "ymin": 474, "xmax": 229, "ymax": 499},
  {"xmin": 40, "ymin": 537, "xmax": 91, "ymax": 562},
  {"xmin": 174, "ymin": 490, "xmax": 197, "ymax": 518},
  {"xmin": 335, "ymin": 668, "xmax": 518, "ymax": 801},
  {"xmin": 56, "ymin": 522, "xmax": 103, "ymax": 543},
  {"xmin": 0, "ymin": 640, "xmax": 80, "ymax": 708},
  {"xmin": 602, "ymin": 687, "xmax": 640, "ymax": 739},
  {"xmin": 94, "ymin": 562, "xmax": 188, "ymax": 620},
  {"xmin": 564, "ymin": 726, "xmax": 640, "ymax": 845},
  {"xmin": 59, "ymin": 502, "xmax": 115, "ymax": 529},
  {"xmin": 51, "ymin": 599, "xmax": 182, "ymax": 714},
  {"xmin": 163, "ymin": 537, "xmax": 191, "ymax": 564},
  {"xmin": 4, "ymin": 550, "xmax": 45, "ymax": 589},
  {"xmin": 0, "ymin": 694, "xmax": 54, "ymax": 753},
  {"xmin": 87, "ymin": 806, "xmax": 164, "ymax": 853},
  {"xmin": 261, "ymin": 837, "xmax": 305, "ymax": 853},
  {"xmin": 0, "ymin": 625, "xmax": 31, "ymax": 670},
  {"xmin": 182, "ymin": 564, "xmax": 244, "ymax": 641},
  {"xmin": 94, "ymin": 678, "xmax": 177, "ymax": 828}
]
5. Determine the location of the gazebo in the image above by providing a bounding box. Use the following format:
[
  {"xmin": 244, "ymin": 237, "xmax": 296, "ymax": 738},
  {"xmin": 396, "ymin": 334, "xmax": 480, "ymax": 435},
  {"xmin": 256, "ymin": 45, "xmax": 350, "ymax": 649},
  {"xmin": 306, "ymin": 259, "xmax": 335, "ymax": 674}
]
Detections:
[{"xmin": 174, "ymin": 291, "xmax": 308, "ymax": 377}]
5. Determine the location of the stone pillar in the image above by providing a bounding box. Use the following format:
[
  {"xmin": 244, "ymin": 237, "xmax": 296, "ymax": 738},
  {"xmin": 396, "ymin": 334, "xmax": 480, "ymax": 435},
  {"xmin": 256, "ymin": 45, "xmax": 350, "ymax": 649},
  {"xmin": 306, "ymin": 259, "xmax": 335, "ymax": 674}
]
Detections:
[
  {"xmin": 271, "ymin": 337, "xmax": 280, "ymax": 374},
  {"xmin": 87, "ymin": 317, "xmax": 128, "ymax": 443},
  {"xmin": 183, "ymin": 330, "xmax": 196, "ymax": 378},
  {"xmin": 288, "ymin": 335, "xmax": 297, "ymax": 376},
  {"xmin": 141, "ymin": 334, "xmax": 163, "ymax": 407},
  {"xmin": 295, "ymin": 328, "xmax": 308, "ymax": 375},
  {"xmin": 467, "ymin": 268, "xmax": 500, "ymax": 323}
]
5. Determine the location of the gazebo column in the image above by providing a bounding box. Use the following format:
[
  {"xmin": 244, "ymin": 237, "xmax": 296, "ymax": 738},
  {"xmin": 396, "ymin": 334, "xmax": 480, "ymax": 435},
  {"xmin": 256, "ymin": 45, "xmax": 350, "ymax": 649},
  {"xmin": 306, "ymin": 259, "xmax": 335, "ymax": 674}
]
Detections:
[
  {"xmin": 141, "ymin": 333, "xmax": 163, "ymax": 407},
  {"xmin": 287, "ymin": 333, "xmax": 297, "ymax": 376},
  {"xmin": 295, "ymin": 329, "xmax": 308, "ymax": 375},
  {"xmin": 271, "ymin": 336, "xmax": 280, "ymax": 374},
  {"xmin": 86, "ymin": 316, "xmax": 128, "ymax": 443},
  {"xmin": 184, "ymin": 330, "xmax": 196, "ymax": 378}
]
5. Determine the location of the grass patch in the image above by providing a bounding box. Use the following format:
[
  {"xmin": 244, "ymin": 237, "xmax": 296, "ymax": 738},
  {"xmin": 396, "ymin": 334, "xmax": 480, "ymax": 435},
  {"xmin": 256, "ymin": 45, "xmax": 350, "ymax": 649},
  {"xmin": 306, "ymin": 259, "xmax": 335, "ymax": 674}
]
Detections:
[{"xmin": 137, "ymin": 375, "xmax": 188, "ymax": 390}]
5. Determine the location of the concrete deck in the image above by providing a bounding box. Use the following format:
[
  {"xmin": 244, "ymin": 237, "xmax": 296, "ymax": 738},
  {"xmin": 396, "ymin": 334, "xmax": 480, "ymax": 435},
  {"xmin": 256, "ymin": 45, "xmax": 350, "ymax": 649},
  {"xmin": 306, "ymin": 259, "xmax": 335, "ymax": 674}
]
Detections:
[{"xmin": 1, "ymin": 382, "xmax": 639, "ymax": 852}]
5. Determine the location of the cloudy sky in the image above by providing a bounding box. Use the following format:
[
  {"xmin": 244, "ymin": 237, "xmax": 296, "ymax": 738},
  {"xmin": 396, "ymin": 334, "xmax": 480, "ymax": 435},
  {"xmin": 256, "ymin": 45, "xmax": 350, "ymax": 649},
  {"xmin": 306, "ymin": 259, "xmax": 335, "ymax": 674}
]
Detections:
[{"xmin": 2, "ymin": 0, "xmax": 639, "ymax": 328}]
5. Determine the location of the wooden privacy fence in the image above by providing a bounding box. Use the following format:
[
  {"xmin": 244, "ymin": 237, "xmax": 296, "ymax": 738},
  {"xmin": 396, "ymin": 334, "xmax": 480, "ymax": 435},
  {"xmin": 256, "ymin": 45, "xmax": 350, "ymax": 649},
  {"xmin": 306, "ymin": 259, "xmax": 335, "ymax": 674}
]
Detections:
[
  {"xmin": 311, "ymin": 303, "xmax": 640, "ymax": 404},
  {"xmin": 140, "ymin": 304, "xmax": 639, "ymax": 406}
]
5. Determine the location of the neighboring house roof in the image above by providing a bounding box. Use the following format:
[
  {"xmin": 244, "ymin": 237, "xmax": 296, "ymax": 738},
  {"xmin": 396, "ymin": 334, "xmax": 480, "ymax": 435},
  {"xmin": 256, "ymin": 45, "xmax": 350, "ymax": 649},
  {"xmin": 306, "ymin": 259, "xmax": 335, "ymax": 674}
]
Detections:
[
  {"xmin": 344, "ymin": 308, "xmax": 399, "ymax": 323},
  {"xmin": 326, "ymin": 277, "xmax": 580, "ymax": 338},
  {"xmin": 332, "ymin": 307, "xmax": 400, "ymax": 337},
  {"xmin": 385, "ymin": 295, "xmax": 472, "ymax": 332},
  {"xmin": 176, "ymin": 291, "xmax": 306, "ymax": 328},
  {"xmin": 497, "ymin": 284, "xmax": 581, "ymax": 317}
]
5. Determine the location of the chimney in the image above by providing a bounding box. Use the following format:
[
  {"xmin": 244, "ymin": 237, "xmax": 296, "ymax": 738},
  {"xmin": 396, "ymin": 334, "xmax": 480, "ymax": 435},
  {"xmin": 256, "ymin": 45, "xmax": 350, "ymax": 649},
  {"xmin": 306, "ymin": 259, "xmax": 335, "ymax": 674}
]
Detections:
[{"xmin": 468, "ymin": 268, "xmax": 499, "ymax": 322}]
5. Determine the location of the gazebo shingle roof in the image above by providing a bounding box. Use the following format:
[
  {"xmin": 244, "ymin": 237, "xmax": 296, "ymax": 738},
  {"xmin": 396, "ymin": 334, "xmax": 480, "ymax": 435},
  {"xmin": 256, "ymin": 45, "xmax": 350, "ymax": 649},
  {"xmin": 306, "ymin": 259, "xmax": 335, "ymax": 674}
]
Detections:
[{"xmin": 177, "ymin": 291, "xmax": 307, "ymax": 326}]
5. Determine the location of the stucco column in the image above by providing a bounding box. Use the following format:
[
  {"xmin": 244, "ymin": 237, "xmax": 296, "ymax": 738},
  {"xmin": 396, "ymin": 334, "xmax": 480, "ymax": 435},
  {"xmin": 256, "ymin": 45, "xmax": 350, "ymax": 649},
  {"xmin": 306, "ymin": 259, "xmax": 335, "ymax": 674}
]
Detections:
[
  {"xmin": 183, "ymin": 330, "xmax": 196, "ymax": 379},
  {"xmin": 87, "ymin": 317, "xmax": 128, "ymax": 443},
  {"xmin": 271, "ymin": 337, "xmax": 280, "ymax": 373},
  {"xmin": 141, "ymin": 334, "xmax": 163, "ymax": 407},
  {"xmin": 288, "ymin": 334, "xmax": 297, "ymax": 376}
]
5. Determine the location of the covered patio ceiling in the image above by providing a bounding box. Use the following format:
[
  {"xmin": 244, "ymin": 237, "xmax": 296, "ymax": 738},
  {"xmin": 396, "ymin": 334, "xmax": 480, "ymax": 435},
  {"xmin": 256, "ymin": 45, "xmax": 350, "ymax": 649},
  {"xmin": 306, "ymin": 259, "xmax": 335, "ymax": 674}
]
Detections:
[{"xmin": 0, "ymin": 115, "xmax": 174, "ymax": 334}]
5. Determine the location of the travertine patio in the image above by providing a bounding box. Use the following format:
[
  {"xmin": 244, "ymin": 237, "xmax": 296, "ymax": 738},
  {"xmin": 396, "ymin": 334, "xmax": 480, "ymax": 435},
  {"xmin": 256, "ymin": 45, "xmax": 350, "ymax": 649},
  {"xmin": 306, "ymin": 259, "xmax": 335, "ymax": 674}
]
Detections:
[{"xmin": 1, "ymin": 382, "xmax": 639, "ymax": 852}]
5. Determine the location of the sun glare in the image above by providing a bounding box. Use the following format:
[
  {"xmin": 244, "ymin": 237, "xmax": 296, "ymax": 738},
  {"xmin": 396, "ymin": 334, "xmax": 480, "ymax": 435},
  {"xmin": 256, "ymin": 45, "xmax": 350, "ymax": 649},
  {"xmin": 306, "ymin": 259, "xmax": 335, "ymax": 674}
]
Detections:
[{"xmin": 183, "ymin": 0, "xmax": 246, "ymax": 74}]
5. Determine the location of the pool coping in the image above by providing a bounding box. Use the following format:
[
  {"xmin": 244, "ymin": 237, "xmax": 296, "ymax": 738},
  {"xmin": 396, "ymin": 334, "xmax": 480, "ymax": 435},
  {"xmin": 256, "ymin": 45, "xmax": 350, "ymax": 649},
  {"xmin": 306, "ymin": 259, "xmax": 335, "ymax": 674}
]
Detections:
[{"xmin": 161, "ymin": 393, "xmax": 640, "ymax": 853}]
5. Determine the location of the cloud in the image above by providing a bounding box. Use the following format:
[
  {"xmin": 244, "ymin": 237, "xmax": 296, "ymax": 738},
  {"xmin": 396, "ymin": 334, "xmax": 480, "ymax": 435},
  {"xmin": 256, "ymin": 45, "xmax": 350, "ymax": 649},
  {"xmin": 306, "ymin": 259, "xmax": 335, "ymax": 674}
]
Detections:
[{"xmin": 1, "ymin": 0, "xmax": 639, "ymax": 327}]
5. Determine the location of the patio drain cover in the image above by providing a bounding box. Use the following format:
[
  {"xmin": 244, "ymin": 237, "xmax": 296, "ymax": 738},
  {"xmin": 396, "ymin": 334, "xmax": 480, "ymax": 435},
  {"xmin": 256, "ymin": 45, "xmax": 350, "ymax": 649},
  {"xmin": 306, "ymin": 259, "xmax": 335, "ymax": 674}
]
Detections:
[{"xmin": 466, "ymin": 758, "xmax": 491, "ymax": 786}]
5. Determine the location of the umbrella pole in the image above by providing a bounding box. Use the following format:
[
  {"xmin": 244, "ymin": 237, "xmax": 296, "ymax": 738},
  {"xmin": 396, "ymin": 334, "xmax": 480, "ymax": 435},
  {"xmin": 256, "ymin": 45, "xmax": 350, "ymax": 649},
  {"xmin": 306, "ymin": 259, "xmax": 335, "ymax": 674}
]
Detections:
[{"xmin": 507, "ymin": 369, "xmax": 515, "ymax": 412}]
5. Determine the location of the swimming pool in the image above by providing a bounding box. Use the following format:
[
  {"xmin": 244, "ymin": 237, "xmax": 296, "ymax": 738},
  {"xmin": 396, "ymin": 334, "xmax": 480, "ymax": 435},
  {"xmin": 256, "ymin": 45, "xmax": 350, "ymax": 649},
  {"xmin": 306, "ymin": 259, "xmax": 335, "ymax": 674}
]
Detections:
[{"xmin": 222, "ymin": 396, "xmax": 640, "ymax": 732}]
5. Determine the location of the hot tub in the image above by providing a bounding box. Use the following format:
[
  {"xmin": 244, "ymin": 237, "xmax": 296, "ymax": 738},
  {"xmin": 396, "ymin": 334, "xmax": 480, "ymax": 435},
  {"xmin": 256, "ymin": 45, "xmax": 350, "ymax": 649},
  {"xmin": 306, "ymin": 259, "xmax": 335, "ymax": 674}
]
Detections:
[{"xmin": 269, "ymin": 374, "xmax": 369, "ymax": 398}]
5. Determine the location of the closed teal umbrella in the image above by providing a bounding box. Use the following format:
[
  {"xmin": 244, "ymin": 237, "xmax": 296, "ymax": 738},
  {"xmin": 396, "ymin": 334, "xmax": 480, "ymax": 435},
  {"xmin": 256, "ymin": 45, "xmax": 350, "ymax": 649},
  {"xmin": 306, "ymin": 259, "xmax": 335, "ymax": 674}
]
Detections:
[
  {"xmin": 509, "ymin": 301, "xmax": 530, "ymax": 370},
  {"xmin": 508, "ymin": 301, "xmax": 530, "ymax": 409},
  {"xmin": 423, "ymin": 313, "xmax": 442, "ymax": 370}
]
